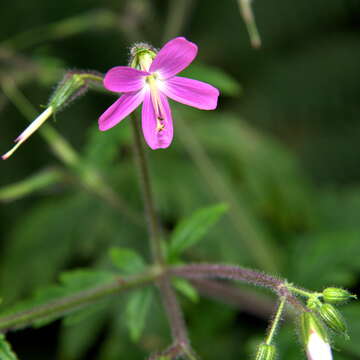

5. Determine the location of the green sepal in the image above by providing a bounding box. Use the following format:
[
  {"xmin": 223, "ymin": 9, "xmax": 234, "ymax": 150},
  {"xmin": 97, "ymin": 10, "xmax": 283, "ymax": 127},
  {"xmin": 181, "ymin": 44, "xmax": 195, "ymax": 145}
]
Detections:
[{"xmin": 300, "ymin": 312, "xmax": 329, "ymax": 346}]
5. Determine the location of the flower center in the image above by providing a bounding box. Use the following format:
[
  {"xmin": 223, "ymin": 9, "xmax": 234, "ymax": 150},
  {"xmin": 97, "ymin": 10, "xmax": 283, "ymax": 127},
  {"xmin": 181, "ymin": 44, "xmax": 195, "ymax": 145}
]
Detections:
[{"xmin": 146, "ymin": 75, "xmax": 166, "ymax": 132}]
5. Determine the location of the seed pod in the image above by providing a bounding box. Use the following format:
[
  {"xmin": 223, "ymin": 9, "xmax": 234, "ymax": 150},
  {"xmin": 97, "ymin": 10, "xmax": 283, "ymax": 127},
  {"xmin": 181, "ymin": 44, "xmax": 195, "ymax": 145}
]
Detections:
[
  {"xmin": 319, "ymin": 303, "xmax": 348, "ymax": 336},
  {"xmin": 323, "ymin": 288, "xmax": 356, "ymax": 304}
]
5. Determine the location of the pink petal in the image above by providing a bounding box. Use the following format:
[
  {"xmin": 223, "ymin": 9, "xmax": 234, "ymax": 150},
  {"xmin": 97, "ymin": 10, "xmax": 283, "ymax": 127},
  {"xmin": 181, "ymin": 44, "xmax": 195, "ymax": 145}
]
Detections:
[
  {"xmin": 161, "ymin": 76, "xmax": 219, "ymax": 110},
  {"xmin": 141, "ymin": 91, "xmax": 173, "ymax": 149},
  {"xmin": 150, "ymin": 37, "xmax": 198, "ymax": 79},
  {"xmin": 103, "ymin": 66, "xmax": 149, "ymax": 93},
  {"xmin": 99, "ymin": 90, "xmax": 145, "ymax": 131}
]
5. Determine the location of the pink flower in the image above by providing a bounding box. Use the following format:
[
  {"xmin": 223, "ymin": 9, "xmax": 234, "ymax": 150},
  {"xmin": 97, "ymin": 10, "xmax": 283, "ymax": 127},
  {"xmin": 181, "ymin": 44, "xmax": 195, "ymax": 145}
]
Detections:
[{"xmin": 99, "ymin": 37, "xmax": 220, "ymax": 149}]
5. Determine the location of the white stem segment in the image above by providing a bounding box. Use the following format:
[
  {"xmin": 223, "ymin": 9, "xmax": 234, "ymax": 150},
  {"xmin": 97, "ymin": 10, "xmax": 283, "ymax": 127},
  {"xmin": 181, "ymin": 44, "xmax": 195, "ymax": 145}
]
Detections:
[{"xmin": 2, "ymin": 106, "xmax": 53, "ymax": 160}]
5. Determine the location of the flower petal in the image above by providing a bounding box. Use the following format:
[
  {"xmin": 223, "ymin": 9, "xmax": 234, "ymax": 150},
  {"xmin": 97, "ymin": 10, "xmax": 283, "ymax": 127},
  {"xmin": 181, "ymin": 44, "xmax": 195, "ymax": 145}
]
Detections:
[
  {"xmin": 141, "ymin": 91, "xmax": 173, "ymax": 149},
  {"xmin": 103, "ymin": 66, "xmax": 149, "ymax": 93},
  {"xmin": 161, "ymin": 76, "xmax": 219, "ymax": 110},
  {"xmin": 99, "ymin": 90, "xmax": 145, "ymax": 131},
  {"xmin": 150, "ymin": 37, "xmax": 198, "ymax": 79}
]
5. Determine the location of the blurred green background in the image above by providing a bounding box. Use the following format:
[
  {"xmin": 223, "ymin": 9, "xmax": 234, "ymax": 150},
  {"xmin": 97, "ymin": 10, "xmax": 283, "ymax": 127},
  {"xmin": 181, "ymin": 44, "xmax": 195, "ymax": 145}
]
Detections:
[{"xmin": 0, "ymin": 0, "xmax": 360, "ymax": 359}]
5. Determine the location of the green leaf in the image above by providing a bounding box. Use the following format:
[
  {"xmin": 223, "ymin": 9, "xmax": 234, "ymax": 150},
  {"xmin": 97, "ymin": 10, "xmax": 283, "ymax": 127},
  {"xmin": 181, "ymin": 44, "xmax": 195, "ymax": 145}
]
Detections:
[
  {"xmin": 125, "ymin": 288, "xmax": 153, "ymax": 342},
  {"xmin": 172, "ymin": 278, "xmax": 199, "ymax": 303},
  {"xmin": 180, "ymin": 63, "xmax": 242, "ymax": 97},
  {"xmin": 0, "ymin": 335, "xmax": 18, "ymax": 360},
  {"xmin": 168, "ymin": 203, "xmax": 229, "ymax": 258},
  {"xmin": 109, "ymin": 247, "xmax": 146, "ymax": 274}
]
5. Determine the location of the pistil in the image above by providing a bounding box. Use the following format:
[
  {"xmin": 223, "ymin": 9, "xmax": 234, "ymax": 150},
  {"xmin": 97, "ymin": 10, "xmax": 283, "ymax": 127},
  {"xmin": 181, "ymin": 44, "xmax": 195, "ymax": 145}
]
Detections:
[{"xmin": 146, "ymin": 75, "xmax": 166, "ymax": 133}]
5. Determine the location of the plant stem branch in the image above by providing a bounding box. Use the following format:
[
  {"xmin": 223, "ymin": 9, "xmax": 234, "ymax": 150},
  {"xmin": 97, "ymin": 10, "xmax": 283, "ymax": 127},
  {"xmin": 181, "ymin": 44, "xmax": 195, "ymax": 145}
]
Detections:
[
  {"xmin": 265, "ymin": 297, "xmax": 286, "ymax": 345},
  {"xmin": 130, "ymin": 114, "xmax": 190, "ymax": 347},
  {"xmin": 172, "ymin": 263, "xmax": 306, "ymax": 311},
  {"xmin": 130, "ymin": 114, "xmax": 163, "ymax": 265},
  {"xmin": 237, "ymin": 0, "xmax": 262, "ymax": 48},
  {"xmin": 0, "ymin": 270, "xmax": 160, "ymax": 333}
]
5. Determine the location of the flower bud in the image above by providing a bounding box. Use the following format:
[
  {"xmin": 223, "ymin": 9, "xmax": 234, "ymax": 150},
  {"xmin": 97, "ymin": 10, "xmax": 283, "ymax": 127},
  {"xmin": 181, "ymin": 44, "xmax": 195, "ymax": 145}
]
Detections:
[
  {"xmin": 323, "ymin": 288, "xmax": 356, "ymax": 304},
  {"xmin": 255, "ymin": 343, "xmax": 276, "ymax": 360},
  {"xmin": 318, "ymin": 303, "xmax": 348, "ymax": 336},
  {"xmin": 300, "ymin": 312, "xmax": 332, "ymax": 360}
]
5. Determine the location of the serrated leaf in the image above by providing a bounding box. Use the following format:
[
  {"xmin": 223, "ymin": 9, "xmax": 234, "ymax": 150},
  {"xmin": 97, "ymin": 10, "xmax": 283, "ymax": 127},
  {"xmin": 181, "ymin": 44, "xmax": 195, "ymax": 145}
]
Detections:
[
  {"xmin": 109, "ymin": 247, "xmax": 146, "ymax": 274},
  {"xmin": 168, "ymin": 203, "xmax": 229, "ymax": 258},
  {"xmin": 0, "ymin": 335, "xmax": 18, "ymax": 360},
  {"xmin": 172, "ymin": 278, "xmax": 199, "ymax": 303},
  {"xmin": 125, "ymin": 288, "xmax": 153, "ymax": 342},
  {"xmin": 180, "ymin": 63, "xmax": 242, "ymax": 97}
]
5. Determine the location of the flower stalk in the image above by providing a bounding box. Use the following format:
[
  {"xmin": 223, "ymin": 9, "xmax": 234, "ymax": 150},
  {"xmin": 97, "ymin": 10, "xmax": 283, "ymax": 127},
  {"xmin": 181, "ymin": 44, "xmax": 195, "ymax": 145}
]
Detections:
[
  {"xmin": 265, "ymin": 297, "xmax": 286, "ymax": 345},
  {"xmin": 130, "ymin": 112, "xmax": 190, "ymax": 348}
]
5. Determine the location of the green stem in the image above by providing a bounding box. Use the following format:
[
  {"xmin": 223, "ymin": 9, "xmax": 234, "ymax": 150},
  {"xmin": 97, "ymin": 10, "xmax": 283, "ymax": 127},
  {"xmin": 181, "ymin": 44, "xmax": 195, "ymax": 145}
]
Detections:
[
  {"xmin": 237, "ymin": 0, "xmax": 262, "ymax": 48},
  {"xmin": 0, "ymin": 269, "xmax": 160, "ymax": 333},
  {"xmin": 130, "ymin": 114, "xmax": 190, "ymax": 346},
  {"xmin": 265, "ymin": 297, "xmax": 286, "ymax": 345},
  {"xmin": 130, "ymin": 114, "xmax": 164, "ymax": 265},
  {"xmin": 286, "ymin": 285, "xmax": 316, "ymax": 298}
]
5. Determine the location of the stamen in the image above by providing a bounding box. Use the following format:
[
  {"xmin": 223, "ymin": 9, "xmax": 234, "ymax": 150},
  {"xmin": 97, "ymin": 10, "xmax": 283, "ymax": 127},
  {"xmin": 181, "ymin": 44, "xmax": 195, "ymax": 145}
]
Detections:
[{"xmin": 147, "ymin": 76, "xmax": 167, "ymax": 133}]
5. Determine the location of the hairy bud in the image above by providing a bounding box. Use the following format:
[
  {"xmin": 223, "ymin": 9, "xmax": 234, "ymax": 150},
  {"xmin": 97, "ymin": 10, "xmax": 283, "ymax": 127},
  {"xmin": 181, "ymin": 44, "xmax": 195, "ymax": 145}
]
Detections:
[{"xmin": 323, "ymin": 288, "xmax": 356, "ymax": 304}]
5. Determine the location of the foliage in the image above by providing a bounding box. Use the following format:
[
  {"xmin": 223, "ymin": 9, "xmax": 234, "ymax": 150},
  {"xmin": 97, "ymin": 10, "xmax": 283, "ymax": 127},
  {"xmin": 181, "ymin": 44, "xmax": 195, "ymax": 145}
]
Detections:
[{"xmin": 0, "ymin": 0, "xmax": 360, "ymax": 359}]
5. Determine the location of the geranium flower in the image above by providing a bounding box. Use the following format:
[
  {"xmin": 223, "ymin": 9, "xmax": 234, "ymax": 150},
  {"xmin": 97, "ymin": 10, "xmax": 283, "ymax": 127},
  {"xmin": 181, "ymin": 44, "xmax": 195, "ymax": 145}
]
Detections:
[{"xmin": 99, "ymin": 37, "xmax": 220, "ymax": 149}]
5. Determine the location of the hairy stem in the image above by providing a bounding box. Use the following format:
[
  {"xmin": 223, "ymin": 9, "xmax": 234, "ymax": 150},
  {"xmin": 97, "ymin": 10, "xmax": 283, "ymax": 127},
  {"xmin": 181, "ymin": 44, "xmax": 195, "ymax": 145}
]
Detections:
[
  {"xmin": 266, "ymin": 297, "xmax": 286, "ymax": 345},
  {"xmin": 172, "ymin": 263, "xmax": 306, "ymax": 311},
  {"xmin": 130, "ymin": 114, "xmax": 163, "ymax": 264},
  {"xmin": 130, "ymin": 114, "xmax": 190, "ymax": 346},
  {"xmin": 0, "ymin": 270, "xmax": 160, "ymax": 333}
]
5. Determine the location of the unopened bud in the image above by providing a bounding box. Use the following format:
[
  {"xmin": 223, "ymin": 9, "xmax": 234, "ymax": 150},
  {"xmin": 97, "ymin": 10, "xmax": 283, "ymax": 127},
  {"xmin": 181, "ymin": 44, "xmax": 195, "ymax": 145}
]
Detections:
[
  {"xmin": 255, "ymin": 343, "xmax": 276, "ymax": 360},
  {"xmin": 318, "ymin": 303, "xmax": 348, "ymax": 337},
  {"xmin": 323, "ymin": 288, "xmax": 356, "ymax": 304},
  {"xmin": 300, "ymin": 312, "xmax": 332, "ymax": 360}
]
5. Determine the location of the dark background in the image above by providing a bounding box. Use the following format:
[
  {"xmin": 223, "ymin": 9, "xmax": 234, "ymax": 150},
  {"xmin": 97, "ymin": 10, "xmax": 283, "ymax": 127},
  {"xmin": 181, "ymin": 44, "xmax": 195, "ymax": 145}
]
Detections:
[{"xmin": 0, "ymin": 0, "xmax": 360, "ymax": 359}]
